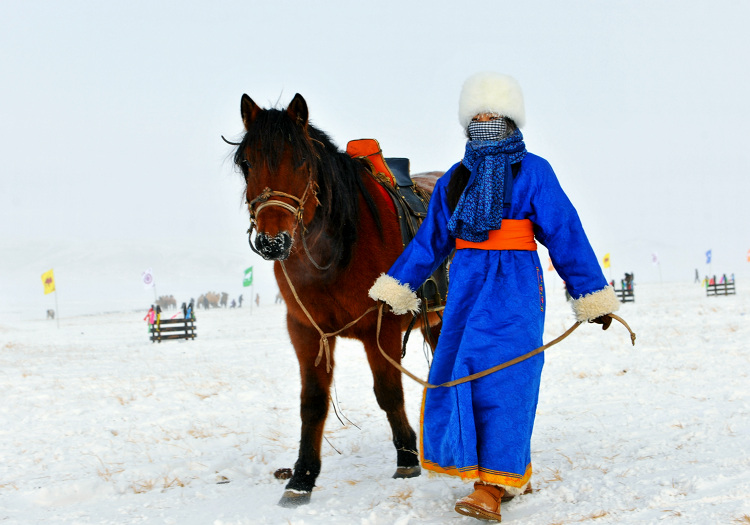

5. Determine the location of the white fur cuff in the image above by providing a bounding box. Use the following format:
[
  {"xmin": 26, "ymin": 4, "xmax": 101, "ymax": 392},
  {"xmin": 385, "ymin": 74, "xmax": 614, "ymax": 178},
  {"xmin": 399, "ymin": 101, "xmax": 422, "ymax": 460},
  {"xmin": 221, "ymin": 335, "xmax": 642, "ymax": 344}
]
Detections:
[
  {"xmin": 368, "ymin": 274, "xmax": 420, "ymax": 315},
  {"xmin": 571, "ymin": 285, "xmax": 620, "ymax": 322}
]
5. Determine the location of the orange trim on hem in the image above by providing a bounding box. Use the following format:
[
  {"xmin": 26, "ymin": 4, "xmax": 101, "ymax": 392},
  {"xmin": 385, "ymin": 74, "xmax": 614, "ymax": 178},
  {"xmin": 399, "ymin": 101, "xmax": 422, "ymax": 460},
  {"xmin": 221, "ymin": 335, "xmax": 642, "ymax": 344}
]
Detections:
[
  {"xmin": 455, "ymin": 219, "xmax": 537, "ymax": 251},
  {"xmin": 422, "ymin": 460, "xmax": 533, "ymax": 489},
  {"xmin": 419, "ymin": 387, "xmax": 532, "ymax": 489}
]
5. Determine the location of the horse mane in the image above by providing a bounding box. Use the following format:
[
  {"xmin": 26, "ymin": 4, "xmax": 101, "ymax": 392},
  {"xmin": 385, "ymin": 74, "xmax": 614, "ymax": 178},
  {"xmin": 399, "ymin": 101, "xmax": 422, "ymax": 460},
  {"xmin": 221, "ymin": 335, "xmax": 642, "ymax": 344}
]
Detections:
[{"xmin": 233, "ymin": 108, "xmax": 381, "ymax": 267}]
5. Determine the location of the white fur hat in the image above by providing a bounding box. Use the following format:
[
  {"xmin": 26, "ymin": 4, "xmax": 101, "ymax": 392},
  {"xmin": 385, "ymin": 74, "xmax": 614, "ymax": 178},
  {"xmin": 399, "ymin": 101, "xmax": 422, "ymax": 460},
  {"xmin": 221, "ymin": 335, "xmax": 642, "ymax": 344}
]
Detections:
[{"xmin": 458, "ymin": 72, "xmax": 526, "ymax": 129}]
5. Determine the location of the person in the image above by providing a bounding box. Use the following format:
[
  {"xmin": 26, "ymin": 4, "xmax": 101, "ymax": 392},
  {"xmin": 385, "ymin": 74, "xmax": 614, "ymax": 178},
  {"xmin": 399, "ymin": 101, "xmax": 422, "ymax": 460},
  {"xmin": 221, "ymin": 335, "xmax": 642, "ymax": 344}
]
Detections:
[
  {"xmin": 255, "ymin": 293, "xmax": 260, "ymax": 307},
  {"xmin": 238, "ymin": 294, "xmax": 244, "ymax": 307},
  {"xmin": 143, "ymin": 305, "xmax": 156, "ymax": 334},
  {"xmin": 368, "ymin": 72, "xmax": 619, "ymax": 522},
  {"xmin": 186, "ymin": 301, "xmax": 194, "ymax": 320}
]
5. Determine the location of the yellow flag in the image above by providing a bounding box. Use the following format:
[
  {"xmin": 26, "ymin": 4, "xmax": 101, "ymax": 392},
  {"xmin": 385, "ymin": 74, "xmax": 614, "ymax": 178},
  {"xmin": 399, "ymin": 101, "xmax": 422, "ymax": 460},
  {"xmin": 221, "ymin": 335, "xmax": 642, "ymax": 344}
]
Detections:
[
  {"xmin": 603, "ymin": 253, "xmax": 611, "ymax": 269},
  {"xmin": 42, "ymin": 269, "xmax": 55, "ymax": 295}
]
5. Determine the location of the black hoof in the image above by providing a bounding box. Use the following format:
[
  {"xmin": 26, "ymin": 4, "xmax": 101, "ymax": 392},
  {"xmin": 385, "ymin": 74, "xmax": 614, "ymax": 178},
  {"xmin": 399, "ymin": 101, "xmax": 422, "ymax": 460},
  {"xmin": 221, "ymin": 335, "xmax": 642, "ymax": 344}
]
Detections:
[
  {"xmin": 393, "ymin": 465, "xmax": 421, "ymax": 479},
  {"xmin": 278, "ymin": 490, "xmax": 312, "ymax": 507}
]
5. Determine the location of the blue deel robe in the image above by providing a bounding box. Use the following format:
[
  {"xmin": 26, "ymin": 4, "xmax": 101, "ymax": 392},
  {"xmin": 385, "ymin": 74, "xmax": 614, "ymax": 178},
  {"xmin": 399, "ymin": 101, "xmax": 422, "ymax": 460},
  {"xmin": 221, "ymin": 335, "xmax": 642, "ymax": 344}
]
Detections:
[{"xmin": 386, "ymin": 152, "xmax": 608, "ymax": 489}]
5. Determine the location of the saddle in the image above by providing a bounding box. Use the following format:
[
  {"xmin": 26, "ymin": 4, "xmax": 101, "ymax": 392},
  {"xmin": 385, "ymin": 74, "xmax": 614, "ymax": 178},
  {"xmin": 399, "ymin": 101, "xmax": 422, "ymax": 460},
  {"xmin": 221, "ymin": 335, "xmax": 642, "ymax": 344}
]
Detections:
[{"xmin": 347, "ymin": 139, "xmax": 448, "ymax": 314}]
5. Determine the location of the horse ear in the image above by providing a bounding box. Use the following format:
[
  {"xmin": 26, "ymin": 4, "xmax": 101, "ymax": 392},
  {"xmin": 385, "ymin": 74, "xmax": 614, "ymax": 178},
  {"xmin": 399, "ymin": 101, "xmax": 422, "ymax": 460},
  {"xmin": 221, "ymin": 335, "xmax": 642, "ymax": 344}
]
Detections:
[
  {"xmin": 241, "ymin": 94, "xmax": 261, "ymax": 130},
  {"xmin": 286, "ymin": 93, "xmax": 308, "ymax": 128}
]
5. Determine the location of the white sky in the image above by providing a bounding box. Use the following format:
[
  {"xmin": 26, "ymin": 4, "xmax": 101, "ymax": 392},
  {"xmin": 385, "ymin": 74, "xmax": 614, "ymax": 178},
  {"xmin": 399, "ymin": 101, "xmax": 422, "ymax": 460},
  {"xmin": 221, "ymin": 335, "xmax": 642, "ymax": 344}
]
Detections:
[{"xmin": 2, "ymin": 0, "xmax": 749, "ymax": 284}]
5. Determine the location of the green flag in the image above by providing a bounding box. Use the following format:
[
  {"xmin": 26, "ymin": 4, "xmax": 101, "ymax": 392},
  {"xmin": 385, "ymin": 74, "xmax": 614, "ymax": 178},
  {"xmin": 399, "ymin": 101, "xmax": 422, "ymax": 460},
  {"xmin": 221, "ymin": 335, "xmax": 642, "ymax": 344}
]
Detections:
[{"xmin": 243, "ymin": 266, "xmax": 253, "ymax": 287}]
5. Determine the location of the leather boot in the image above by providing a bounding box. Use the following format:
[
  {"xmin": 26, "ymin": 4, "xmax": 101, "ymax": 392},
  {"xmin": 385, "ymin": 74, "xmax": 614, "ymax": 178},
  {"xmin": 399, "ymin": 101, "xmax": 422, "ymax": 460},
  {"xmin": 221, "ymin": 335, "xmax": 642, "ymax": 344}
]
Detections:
[{"xmin": 454, "ymin": 482, "xmax": 504, "ymax": 522}]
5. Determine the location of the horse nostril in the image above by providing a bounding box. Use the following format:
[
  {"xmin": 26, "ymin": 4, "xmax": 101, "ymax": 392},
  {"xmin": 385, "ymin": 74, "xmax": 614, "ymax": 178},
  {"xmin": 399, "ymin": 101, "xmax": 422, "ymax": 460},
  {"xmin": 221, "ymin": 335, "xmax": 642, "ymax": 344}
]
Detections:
[{"xmin": 254, "ymin": 232, "xmax": 292, "ymax": 260}]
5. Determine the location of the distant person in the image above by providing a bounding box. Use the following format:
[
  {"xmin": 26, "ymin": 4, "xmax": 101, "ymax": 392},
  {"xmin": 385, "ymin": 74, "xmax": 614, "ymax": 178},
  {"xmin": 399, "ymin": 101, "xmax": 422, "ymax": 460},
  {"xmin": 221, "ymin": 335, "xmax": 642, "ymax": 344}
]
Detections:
[
  {"xmin": 155, "ymin": 305, "xmax": 162, "ymax": 328},
  {"xmin": 231, "ymin": 299, "xmax": 236, "ymax": 308},
  {"xmin": 186, "ymin": 301, "xmax": 194, "ymax": 320},
  {"xmin": 694, "ymin": 268, "xmax": 700, "ymax": 283},
  {"xmin": 181, "ymin": 302, "xmax": 187, "ymax": 317},
  {"xmin": 144, "ymin": 305, "xmax": 156, "ymax": 333},
  {"xmin": 238, "ymin": 294, "xmax": 243, "ymax": 307},
  {"xmin": 255, "ymin": 293, "xmax": 260, "ymax": 307}
]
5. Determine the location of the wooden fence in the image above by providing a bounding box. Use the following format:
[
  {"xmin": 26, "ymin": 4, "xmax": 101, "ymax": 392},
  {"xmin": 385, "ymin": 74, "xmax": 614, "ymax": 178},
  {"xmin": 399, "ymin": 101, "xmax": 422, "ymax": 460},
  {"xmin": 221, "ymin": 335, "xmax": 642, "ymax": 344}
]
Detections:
[
  {"xmin": 706, "ymin": 281, "xmax": 736, "ymax": 297},
  {"xmin": 615, "ymin": 287, "xmax": 635, "ymax": 303},
  {"xmin": 150, "ymin": 317, "xmax": 197, "ymax": 343}
]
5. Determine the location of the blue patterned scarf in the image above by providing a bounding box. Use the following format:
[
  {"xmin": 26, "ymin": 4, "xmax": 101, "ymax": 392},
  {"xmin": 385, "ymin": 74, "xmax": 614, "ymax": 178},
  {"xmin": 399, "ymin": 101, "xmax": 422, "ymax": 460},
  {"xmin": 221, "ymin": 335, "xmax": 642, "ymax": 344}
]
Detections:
[{"xmin": 447, "ymin": 129, "xmax": 527, "ymax": 242}]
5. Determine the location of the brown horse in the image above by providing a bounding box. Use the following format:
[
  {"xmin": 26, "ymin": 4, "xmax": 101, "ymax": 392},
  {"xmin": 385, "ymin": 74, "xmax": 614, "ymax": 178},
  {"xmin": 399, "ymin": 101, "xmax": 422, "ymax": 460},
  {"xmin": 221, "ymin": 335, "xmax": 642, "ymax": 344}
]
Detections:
[{"xmin": 230, "ymin": 93, "xmax": 442, "ymax": 507}]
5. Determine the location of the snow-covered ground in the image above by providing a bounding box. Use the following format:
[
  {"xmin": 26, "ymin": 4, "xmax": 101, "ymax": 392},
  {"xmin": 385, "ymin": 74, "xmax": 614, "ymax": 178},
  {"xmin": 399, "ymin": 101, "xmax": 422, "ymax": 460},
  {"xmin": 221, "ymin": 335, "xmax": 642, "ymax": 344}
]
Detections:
[{"xmin": 1, "ymin": 277, "xmax": 749, "ymax": 524}]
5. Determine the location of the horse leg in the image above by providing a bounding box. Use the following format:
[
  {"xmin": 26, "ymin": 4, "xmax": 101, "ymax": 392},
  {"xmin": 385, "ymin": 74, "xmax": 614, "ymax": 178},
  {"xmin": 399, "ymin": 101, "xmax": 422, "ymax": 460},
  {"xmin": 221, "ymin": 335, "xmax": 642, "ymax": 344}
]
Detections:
[
  {"xmin": 362, "ymin": 324, "xmax": 421, "ymax": 479},
  {"xmin": 278, "ymin": 315, "xmax": 334, "ymax": 508}
]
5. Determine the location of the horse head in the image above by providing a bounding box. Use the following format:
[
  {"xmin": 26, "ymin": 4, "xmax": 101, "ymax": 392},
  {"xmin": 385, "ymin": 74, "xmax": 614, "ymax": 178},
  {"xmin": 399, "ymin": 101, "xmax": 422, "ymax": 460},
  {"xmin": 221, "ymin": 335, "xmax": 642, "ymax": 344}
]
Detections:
[{"xmin": 235, "ymin": 93, "xmax": 319, "ymax": 261}]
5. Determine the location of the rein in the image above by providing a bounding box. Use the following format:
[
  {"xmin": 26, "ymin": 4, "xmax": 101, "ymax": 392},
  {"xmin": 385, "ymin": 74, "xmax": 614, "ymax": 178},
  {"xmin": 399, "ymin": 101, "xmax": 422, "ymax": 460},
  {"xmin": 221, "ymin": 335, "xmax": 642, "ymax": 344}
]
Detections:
[
  {"xmin": 374, "ymin": 303, "xmax": 636, "ymax": 389},
  {"xmin": 280, "ymin": 261, "xmax": 378, "ymax": 372},
  {"xmin": 278, "ymin": 263, "xmax": 636, "ymax": 386}
]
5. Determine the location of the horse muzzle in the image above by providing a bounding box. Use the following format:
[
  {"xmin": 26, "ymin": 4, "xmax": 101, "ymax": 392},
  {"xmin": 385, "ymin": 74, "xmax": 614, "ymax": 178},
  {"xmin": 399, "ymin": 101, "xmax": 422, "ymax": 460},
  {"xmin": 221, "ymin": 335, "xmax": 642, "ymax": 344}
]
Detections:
[{"xmin": 254, "ymin": 231, "xmax": 293, "ymax": 260}]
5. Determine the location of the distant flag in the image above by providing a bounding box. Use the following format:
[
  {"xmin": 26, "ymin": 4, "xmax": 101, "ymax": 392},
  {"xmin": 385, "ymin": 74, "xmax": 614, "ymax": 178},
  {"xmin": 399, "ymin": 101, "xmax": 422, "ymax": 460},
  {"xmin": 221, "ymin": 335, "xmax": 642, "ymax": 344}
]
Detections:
[
  {"xmin": 243, "ymin": 266, "xmax": 254, "ymax": 287},
  {"xmin": 41, "ymin": 269, "xmax": 56, "ymax": 295},
  {"xmin": 602, "ymin": 253, "xmax": 611, "ymax": 269},
  {"xmin": 547, "ymin": 257, "xmax": 554, "ymax": 272},
  {"xmin": 142, "ymin": 268, "xmax": 155, "ymax": 289},
  {"xmin": 706, "ymin": 250, "xmax": 712, "ymax": 264},
  {"xmin": 651, "ymin": 252, "xmax": 659, "ymax": 265}
]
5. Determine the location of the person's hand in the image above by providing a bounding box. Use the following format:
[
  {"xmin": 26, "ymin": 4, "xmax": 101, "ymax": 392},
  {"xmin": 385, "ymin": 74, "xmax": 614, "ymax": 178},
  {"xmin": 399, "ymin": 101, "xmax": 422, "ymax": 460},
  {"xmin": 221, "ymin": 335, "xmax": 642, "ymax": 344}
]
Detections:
[{"xmin": 590, "ymin": 313, "xmax": 613, "ymax": 330}]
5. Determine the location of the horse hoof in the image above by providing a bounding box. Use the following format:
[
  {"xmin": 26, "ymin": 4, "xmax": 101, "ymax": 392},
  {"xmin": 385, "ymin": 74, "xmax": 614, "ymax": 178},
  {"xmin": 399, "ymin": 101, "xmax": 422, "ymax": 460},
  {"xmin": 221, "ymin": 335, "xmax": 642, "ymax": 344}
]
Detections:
[
  {"xmin": 278, "ymin": 490, "xmax": 312, "ymax": 507},
  {"xmin": 393, "ymin": 465, "xmax": 421, "ymax": 479}
]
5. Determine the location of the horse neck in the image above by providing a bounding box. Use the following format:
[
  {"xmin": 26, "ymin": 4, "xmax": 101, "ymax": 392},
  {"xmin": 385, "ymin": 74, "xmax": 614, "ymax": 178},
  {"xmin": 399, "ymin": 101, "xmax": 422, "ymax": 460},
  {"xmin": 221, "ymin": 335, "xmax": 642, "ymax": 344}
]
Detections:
[{"xmin": 284, "ymin": 150, "xmax": 373, "ymax": 280}]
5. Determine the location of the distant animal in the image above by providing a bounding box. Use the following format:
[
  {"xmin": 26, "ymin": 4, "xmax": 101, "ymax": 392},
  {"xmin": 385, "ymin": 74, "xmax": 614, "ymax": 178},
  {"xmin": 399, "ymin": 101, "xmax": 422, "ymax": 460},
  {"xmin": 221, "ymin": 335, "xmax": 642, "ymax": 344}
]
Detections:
[
  {"xmin": 155, "ymin": 295, "xmax": 177, "ymax": 310},
  {"xmin": 46, "ymin": 309, "xmax": 55, "ymax": 320},
  {"xmin": 203, "ymin": 292, "xmax": 220, "ymax": 308},
  {"xmin": 229, "ymin": 93, "xmax": 443, "ymax": 507}
]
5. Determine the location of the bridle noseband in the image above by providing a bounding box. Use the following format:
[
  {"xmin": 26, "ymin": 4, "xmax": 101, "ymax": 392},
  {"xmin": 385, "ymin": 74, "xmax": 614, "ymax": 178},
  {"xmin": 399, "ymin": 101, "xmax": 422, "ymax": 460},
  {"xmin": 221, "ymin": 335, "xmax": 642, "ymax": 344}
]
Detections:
[
  {"xmin": 248, "ymin": 184, "xmax": 311, "ymax": 228},
  {"xmin": 246, "ymin": 173, "xmax": 333, "ymax": 271}
]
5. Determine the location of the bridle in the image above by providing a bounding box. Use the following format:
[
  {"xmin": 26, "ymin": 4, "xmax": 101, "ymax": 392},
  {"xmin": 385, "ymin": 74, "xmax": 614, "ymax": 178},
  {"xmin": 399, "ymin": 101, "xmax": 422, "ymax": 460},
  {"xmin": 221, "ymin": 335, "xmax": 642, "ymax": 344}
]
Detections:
[{"xmin": 245, "ymin": 168, "xmax": 333, "ymax": 271}]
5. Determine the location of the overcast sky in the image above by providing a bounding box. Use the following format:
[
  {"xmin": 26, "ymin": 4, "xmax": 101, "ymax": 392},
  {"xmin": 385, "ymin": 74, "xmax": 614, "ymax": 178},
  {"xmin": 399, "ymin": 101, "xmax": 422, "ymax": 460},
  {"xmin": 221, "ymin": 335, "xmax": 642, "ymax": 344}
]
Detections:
[{"xmin": 2, "ymin": 0, "xmax": 749, "ymax": 285}]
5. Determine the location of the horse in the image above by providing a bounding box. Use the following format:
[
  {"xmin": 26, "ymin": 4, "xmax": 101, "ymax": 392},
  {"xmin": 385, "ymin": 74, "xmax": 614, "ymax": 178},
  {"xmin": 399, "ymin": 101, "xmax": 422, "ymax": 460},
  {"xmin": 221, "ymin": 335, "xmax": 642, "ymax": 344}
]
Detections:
[{"xmin": 229, "ymin": 93, "xmax": 442, "ymax": 507}]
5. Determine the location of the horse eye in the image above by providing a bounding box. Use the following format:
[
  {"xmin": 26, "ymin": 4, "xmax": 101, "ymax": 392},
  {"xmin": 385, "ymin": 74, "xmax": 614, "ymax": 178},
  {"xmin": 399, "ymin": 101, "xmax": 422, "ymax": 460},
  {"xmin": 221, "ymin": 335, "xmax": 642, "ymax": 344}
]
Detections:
[{"xmin": 242, "ymin": 159, "xmax": 252, "ymax": 170}]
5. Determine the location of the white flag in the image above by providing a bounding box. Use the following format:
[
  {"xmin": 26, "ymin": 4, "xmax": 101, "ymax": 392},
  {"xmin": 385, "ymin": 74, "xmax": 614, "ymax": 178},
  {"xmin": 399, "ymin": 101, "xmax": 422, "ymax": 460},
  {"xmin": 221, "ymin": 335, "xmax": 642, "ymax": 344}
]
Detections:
[{"xmin": 142, "ymin": 268, "xmax": 155, "ymax": 289}]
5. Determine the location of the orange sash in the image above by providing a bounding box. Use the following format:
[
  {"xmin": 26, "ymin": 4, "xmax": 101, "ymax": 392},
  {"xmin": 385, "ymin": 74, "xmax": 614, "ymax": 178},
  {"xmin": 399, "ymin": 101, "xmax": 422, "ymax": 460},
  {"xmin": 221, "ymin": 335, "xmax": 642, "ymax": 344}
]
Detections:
[{"xmin": 455, "ymin": 219, "xmax": 537, "ymax": 251}]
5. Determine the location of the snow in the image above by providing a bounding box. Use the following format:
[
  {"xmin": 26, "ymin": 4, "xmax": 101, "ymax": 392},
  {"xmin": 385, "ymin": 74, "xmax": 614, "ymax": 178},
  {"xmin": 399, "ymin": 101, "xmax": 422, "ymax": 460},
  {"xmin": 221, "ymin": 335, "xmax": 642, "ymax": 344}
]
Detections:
[{"xmin": 2, "ymin": 270, "xmax": 750, "ymax": 524}]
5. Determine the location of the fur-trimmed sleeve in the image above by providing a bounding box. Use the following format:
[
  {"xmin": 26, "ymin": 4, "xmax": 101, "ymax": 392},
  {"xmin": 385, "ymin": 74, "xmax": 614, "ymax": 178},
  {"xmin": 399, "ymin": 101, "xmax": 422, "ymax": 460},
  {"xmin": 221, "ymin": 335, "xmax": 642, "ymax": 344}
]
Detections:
[
  {"xmin": 368, "ymin": 274, "xmax": 420, "ymax": 315},
  {"xmin": 571, "ymin": 285, "xmax": 620, "ymax": 322}
]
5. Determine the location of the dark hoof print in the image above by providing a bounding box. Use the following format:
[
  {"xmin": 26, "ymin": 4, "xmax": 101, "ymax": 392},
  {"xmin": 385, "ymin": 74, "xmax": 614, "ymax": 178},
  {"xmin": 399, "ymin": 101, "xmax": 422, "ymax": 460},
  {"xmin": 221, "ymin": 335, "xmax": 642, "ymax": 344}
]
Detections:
[
  {"xmin": 278, "ymin": 490, "xmax": 312, "ymax": 507},
  {"xmin": 393, "ymin": 465, "xmax": 421, "ymax": 479}
]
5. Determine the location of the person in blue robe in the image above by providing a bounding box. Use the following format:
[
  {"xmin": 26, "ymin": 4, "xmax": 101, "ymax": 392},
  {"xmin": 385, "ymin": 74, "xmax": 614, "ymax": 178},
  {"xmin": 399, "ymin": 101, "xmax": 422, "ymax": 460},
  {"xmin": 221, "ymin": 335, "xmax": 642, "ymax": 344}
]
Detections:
[{"xmin": 369, "ymin": 72, "xmax": 619, "ymax": 522}]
